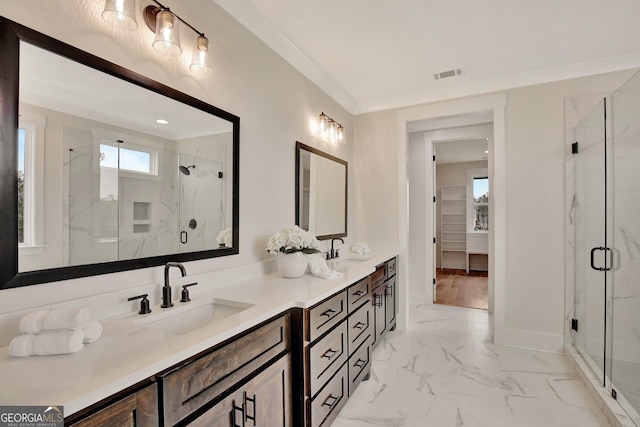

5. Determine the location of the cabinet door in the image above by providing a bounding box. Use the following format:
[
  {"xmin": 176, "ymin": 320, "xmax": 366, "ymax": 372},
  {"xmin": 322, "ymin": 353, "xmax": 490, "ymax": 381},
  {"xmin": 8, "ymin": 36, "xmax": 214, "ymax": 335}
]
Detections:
[
  {"xmin": 188, "ymin": 389, "xmax": 245, "ymax": 427},
  {"xmin": 372, "ymin": 285, "xmax": 386, "ymax": 348},
  {"xmin": 66, "ymin": 383, "xmax": 158, "ymax": 427},
  {"xmin": 192, "ymin": 355, "xmax": 291, "ymax": 427},
  {"xmin": 385, "ymin": 276, "xmax": 397, "ymax": 331},
  {"xmin": 243, "ymin": 354, "xmax": 292, "ymax": 427}
]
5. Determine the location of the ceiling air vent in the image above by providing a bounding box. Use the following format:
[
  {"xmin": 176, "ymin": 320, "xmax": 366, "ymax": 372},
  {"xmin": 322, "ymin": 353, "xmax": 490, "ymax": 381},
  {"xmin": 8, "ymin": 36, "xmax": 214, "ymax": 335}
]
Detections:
[{"xmin": 433, "ymin": 68, "xmax": 463, "ymax": 81}]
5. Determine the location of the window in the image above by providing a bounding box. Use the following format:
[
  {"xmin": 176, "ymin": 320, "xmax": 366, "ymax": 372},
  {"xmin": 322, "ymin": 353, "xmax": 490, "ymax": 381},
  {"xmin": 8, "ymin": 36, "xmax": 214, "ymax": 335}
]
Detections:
[
  {"xmin": 99, "ymin": 143, "xmax": 156, "ymax": 175},
  {"xmin": 18, "ymin": 111, "xmax": 46, "ymax": 250},
  {"xmin": 17, "ymin": 128, "xmax": 27, "ymax": 245},
  {"xmin": 472, "ymin": 177, "xmax": 489, "ymax": 231},
  {"xmin": 467, "ymin": 168, "xmax": 489, "ymax": 232}
]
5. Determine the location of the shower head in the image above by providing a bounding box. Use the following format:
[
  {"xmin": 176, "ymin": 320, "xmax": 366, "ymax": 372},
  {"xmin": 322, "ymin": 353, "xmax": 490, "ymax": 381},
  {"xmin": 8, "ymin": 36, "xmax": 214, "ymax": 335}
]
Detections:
[{"xmin": 179, "ymin": 165, "xmax": 195, "ymax": 176}]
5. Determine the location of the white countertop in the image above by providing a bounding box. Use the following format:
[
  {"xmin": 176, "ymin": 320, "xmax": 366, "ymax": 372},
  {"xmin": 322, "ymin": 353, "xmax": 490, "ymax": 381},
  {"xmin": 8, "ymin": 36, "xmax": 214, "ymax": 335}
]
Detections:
[{"xmin": 0, "ymin": 247, "xmax": 397, "ymax": 416}]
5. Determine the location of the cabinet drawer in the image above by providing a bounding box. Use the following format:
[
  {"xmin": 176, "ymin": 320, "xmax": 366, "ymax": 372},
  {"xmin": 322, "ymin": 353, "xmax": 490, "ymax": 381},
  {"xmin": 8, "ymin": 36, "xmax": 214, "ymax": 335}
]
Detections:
[
  {"xmin": 308, "ymin": 321, "xmax": 348, "ymax": 398},
  {"xmin": 387, "ymin": 257, "xmax": 396, "ymax": 278},
  {"xmin": 348, "ymin": 338, "xmax": 371, "ymax": 397},
  {"xmin": 370, "ymin": 263, "xmax": 386, "ymax": 288},
  {"xmin": 309, "ymin": 364, "xmax": 348, "ymax": 427},
  {"xmin": 160, "ymin": 314, "xmax": 290, "ymax": 426},
  {"xmin": 347, "ymin": 303, "xmax": 371, "ymax": 356},
  {"xmin": 347, "ymin": 277, "xmax": 370, "ymax": 312},
  {"xmin": 306, "ymin": 291, "xmax": 346, "ymax": 342}
]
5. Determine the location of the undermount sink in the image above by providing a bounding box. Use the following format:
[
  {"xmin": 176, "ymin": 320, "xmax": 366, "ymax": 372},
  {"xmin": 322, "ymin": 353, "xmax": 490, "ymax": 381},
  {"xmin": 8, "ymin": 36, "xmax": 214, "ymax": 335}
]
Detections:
[
  {"xmin": 332, "ymin": 257, "xmax": 370, "ymax": 264},
  {"xmin": 135, "ymin": 298, "xmax": 254, "ymax": 335},
  {"xmin": 328, "ymin": 257, "xmax": 370, "ymax": 270}
]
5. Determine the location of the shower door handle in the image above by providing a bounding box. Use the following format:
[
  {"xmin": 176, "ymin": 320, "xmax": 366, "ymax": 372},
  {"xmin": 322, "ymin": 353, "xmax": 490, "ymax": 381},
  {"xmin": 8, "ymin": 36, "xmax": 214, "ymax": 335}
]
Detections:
[
  {"xmin": 181, "ymin": 231, "xmax": 188, "ymax": 244},
  {"xmin": 590, "ymin": 246, "xmax": 612, "ymax": 271}
]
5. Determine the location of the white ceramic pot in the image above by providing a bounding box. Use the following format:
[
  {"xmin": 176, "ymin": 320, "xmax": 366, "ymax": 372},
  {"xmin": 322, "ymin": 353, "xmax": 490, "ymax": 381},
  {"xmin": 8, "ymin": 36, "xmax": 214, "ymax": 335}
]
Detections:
[{"xmin": 277, "ymin": 252, "xmax": 309, "ymax": 278}]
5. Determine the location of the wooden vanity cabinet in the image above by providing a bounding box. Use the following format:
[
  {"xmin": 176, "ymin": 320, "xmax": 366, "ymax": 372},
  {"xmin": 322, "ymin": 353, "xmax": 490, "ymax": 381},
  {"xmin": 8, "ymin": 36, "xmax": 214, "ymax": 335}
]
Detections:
[
  {"xmin": 65, "ymin": 382, "xmax": 159, "ymax": 427},
  {"xmin": 302, "ymin": 276, "xmax": 372, "ymax": 427},
  {"xmin": 160, "ymin": 313, "xmax": 291, "ymax": 426},
  {"xmin": 371, "ymin": 257, "xmax": 397, "ymax": 349}
]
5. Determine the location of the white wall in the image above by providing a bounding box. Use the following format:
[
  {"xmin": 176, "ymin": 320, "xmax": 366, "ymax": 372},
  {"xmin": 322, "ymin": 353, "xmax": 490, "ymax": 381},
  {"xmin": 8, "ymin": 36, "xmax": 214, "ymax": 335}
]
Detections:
[
  {"xmin": 0, "ymin": 0, "xmax": 354, "ymax": 313},
  {"xmin": 354, "ymin": 70, "xmax": 637, "ymax": 352}
]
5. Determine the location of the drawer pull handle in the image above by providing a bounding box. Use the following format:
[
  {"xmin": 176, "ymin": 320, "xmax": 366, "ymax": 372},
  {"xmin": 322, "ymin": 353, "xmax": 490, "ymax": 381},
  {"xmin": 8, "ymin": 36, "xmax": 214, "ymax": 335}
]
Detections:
[
  {"xmin": 354, "ymin": 321, "xmax": 366, "ymax": 330},
  {"xmin": 354, "ymin": 358, "xmax": 366, "ymax": 368},
  {"xmin": 321, "ymin": 308, "xmax": 337, "ymax": 318},
  {"xmin": 232, "ymin": 403, "xmax": 245, "ymax": 427},
  {"xmin": 244, "ymin": 393, "xmax": 256, "ymax": 426},
  {"xmin": 322, "ymin": 394, "xmax": 340, "ymax": 409},
  {"xmin": 353, "ymin": 290, "xmax": 365, "ymax": 297},
  {"xmin": 373, "ymin": 294, "xmax": 382, "ymax": 308},
  {"xmin": 321, "ymin": 348, "xmax": 338, "ymax": 359},
  {"xmin": 385, "ymin": 285, "xmax": 393, "ymax": 296}
]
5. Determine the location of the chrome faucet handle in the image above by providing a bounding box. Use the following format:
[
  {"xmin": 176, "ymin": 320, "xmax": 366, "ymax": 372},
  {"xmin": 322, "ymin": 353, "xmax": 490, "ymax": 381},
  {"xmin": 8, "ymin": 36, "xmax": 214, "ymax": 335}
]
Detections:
[{"xmin": 180, "ymin": 282, "xmax": 198, "ymax": 302}]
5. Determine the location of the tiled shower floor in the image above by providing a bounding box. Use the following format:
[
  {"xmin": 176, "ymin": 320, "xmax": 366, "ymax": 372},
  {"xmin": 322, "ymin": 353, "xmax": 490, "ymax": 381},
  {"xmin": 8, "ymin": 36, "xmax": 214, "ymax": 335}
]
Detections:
[{"xmin": 332, "ymin": 303, "xmax": 609, "ymax": 427}]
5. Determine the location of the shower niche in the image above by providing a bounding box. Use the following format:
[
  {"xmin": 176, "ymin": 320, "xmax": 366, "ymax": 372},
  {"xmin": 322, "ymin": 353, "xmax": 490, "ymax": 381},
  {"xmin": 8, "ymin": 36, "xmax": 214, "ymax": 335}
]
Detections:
[{"xmin": 65, "ymin": 137, "xmax": 228, "ymax": 267}]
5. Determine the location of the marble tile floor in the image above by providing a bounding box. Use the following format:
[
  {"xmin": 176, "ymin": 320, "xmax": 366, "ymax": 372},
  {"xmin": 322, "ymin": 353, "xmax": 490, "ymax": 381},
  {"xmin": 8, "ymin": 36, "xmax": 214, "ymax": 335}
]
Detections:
[{"xmin": 333, "ymin": 303, "xmax": 610, "ymax": 427}]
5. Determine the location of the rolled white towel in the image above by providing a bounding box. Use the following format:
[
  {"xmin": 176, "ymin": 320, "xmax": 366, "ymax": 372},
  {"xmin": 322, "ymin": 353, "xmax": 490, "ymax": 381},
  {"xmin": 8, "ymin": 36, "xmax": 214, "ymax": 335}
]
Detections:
[
  {"xmin": 9, "ymin": 330, "xmax": 85, "ymax": 358},
  {"xmin": 19, "ymin": 308, "xmax": 91, "ymax": 334},
  {"xmin": 351, "ymin": 242, "xmax": 370, "ymax": 254},
  {"xmin": 309, "ymin": 257, "xmax": 344, "ymax": 279},
  {"xmin": 83, "ymin": 321, "xmax": 103, "ymax": 343}
]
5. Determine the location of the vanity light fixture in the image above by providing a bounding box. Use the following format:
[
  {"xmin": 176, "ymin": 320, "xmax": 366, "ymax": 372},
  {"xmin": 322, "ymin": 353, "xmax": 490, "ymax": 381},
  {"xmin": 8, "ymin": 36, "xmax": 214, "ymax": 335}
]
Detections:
[
  {"xmin": 317, "ymin": 112, "xmax": 345, "ymax": 144},
  {"xmin": 101, "ymin": 0, "xmax": 211, "ymax": 73}
]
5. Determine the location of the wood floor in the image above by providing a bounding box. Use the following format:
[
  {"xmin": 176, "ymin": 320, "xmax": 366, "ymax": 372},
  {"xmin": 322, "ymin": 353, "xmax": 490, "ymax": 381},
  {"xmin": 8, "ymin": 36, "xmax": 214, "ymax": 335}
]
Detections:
[{"xmin": 435, "ymin": 268, "xmax": 488, "ymax": 310}]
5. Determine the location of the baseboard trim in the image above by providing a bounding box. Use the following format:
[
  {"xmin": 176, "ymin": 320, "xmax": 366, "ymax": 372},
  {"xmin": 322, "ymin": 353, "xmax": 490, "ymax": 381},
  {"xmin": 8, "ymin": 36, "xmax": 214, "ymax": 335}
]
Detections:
[{"xmin": 503, "ymin": 327, "xmax": 564, "ymax": 353}]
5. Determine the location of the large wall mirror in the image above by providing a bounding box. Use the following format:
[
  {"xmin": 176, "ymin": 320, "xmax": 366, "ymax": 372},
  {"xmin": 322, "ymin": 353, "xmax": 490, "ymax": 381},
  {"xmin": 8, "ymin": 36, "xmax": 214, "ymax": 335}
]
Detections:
[
  {"xmin": 295, "ymin": 142, "xmax": 347, "ymax": 240},
  {"xmin": 0, "ymin": 18, "xmax": 240, "ymax": 289}
]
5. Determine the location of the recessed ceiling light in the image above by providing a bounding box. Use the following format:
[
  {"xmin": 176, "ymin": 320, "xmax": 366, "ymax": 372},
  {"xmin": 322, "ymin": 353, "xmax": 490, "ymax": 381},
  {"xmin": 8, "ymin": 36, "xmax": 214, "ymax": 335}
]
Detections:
[
  {"xmin": 484, "ymin": 150, "xmax": 489, "ymax": 154},
  {"xmin": 156, "ymin": 119, "xmax": 168, "ymax": 124}
]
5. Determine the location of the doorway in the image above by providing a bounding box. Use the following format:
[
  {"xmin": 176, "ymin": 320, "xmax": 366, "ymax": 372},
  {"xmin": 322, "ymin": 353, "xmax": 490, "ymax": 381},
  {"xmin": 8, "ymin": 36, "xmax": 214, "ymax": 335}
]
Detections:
[
  {"xmin": 433, "ymin": 137, "xmax": 490, "ymax": 310},
  {"xmin": 398, "ymin": 94, "xmax": 505, "ymax": 343}
]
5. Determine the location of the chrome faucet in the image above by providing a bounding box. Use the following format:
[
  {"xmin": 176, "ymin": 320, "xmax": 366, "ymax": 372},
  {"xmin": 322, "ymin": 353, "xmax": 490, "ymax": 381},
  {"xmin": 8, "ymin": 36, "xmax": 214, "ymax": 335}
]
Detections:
[
  {"xmin": 162, "ymin": 262, "xmax": 186, "ymax": 308},
  {"xmin": 329, "ymin": 238, "xmax": 344, "ymax": 259}
]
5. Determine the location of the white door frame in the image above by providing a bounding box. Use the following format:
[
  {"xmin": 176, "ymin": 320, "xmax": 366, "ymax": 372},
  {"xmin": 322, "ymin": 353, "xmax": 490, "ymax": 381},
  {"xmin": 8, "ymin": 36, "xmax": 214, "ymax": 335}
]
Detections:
[{"xmin": 397, "ymin": 94, "xmax": 506, "ymax": 345}]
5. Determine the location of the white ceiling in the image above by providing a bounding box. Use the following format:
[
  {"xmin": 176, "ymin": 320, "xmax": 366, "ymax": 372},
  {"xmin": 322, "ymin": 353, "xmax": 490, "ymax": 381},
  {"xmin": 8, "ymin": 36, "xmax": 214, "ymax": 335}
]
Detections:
[
  {"xmin": 20, "ymin": 43, "xmax": 232, "ymax": 141},
  {"xmin": 215, "ymin": 0, "xmax": 640, "ymax": 114}
]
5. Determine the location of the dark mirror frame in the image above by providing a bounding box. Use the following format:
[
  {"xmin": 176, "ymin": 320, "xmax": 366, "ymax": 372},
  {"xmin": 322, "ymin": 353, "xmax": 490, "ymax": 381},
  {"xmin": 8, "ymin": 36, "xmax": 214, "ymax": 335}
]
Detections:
[
  {"xmin": 295, "ymin": 141, "xmax": 347, "ymax": 240},
  {"xmin": 0, "ymin": 17, "xmax": 240, "ymax": 289}
]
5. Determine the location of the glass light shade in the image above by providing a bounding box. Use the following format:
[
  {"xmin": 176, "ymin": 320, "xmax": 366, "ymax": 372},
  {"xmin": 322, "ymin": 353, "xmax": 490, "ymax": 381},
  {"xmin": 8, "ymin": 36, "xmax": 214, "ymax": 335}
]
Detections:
[
  {"xmin": 318, "ymin": 112, "xmax": 328, "ymax": 132},
  {"xmin": 102, "ymin": 0, "xmax": 138, "ymax": 31},
  {"xmin": 337, "ymin": 124, "xmax": 345, "ymax": 143},
  {"xmin": 189, "ymin": 36, "xmax": 211, "ymax": 74},
  {"xmin": 328, "ymin": 119, "xmax": 337, "ymax": 140},
  {"xmin": 153, "ymin": 10, "xmax": 182, "ymax": 56}
]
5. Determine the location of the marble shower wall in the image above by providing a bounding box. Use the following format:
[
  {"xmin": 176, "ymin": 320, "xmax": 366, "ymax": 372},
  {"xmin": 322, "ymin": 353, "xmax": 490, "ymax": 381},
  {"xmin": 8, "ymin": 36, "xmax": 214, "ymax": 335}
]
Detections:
[
  {"xmin": 610, "ymin": 71, "xmax": 640, "ymax": 366},
  {"xmin": 67, "ymin": 139, "xmax": 181, "ymax": 265},
  {"xmin": 177, "ymin": 153, "xmax": 224, "ymax": 253}
]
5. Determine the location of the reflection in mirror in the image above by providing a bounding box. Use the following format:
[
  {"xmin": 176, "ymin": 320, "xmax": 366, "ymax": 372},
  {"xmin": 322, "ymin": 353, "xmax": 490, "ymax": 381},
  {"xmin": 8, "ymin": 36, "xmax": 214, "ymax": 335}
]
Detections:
[
  {"xmin": 1, "ymin": 19, "xmax": 239, "ymax": 288},
  {"xmin": 295, "ymin": 142, "xmax": 347, "ymax": 240}
]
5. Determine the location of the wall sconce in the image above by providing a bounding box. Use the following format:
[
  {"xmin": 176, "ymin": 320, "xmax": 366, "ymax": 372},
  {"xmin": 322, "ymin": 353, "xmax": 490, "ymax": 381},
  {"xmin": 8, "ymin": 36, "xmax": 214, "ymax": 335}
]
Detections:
[
  {"xmin": 101, "ymin": 0, "xmax": 212, "ymax": 74},
  {"xmin": 317, "ymin": 112, "xmax": 345, "ymax": 144}
]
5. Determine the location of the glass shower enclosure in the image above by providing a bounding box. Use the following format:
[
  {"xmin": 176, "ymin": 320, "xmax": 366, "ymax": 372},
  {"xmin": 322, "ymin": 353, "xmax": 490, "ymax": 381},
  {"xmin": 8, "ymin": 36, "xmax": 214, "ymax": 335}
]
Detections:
[{"xmin": 572, "ymin": 71, "xmax": 640, "ymax": 425}]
